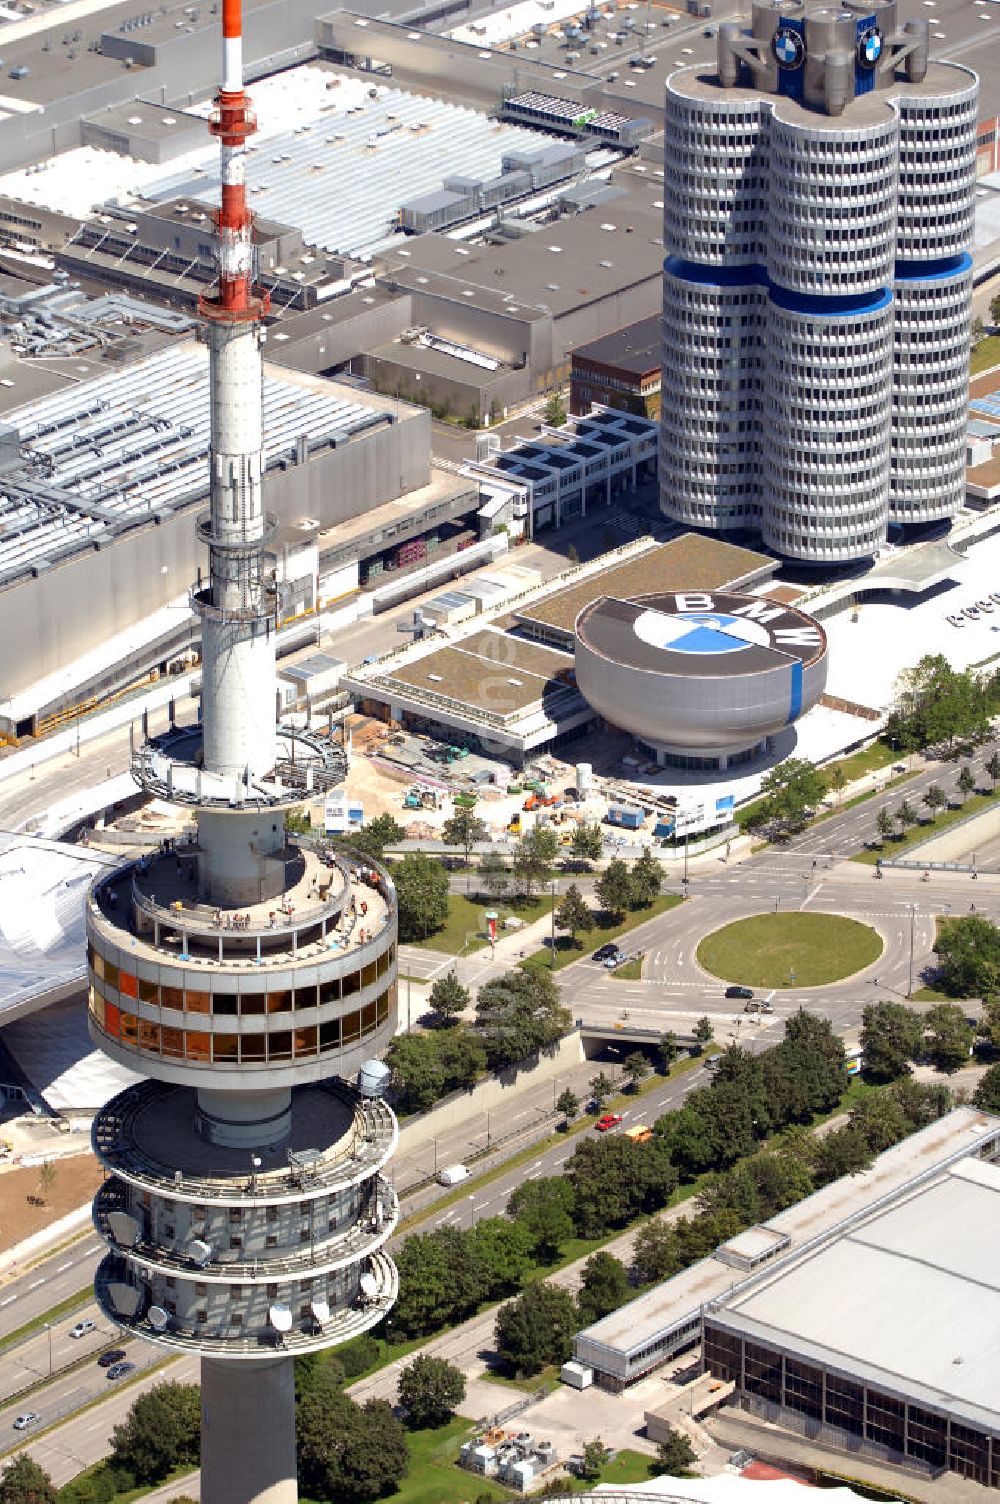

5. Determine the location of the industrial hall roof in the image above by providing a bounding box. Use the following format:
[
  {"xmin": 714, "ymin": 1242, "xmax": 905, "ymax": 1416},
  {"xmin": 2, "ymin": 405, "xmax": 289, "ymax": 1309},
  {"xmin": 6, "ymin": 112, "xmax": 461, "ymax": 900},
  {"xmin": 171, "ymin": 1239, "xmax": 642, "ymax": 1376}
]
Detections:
[{"xmin": 0, "ymin": 342, "xmax": 385, "ymax": 587}]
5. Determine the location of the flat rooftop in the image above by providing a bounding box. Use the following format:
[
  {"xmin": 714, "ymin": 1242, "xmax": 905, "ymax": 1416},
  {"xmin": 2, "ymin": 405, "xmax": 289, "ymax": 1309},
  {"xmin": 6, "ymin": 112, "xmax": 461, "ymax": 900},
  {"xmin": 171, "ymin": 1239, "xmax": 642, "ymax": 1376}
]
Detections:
[
  {"xmin": 577, "ymin": 1107, "xmax": 1000, "ymax": 1363},
  {"xmin": 514, "ymin": 534, "xmax": 776, "ymax": 636},
  {"xmin": 571, "ymin": 314, "xmax": 661, "ymax": 377},
  {"xmin": 716, "ymin": 1155, "xmax": 1000, "ymax": 1432},
  {"xmin": 379, "ymin": 628, "xmax": 574, "ymax": 714},
  {"xmin": 668, "ymin": 57, "xmax": 975, "ymax": 124}
]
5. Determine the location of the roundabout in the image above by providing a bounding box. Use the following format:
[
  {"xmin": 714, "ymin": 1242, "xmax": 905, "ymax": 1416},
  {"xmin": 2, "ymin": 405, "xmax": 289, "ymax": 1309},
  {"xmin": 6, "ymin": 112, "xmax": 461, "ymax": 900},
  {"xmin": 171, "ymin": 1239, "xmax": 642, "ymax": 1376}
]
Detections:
[{"xmin": 695, "ymin": 912, "xmax": 884, "ymax": 989}]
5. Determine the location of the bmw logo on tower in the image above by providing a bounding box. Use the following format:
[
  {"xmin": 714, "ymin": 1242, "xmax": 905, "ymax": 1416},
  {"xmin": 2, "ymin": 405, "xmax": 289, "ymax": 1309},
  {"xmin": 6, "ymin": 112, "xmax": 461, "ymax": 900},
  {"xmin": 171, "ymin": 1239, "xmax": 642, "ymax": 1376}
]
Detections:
[
  {"xmin": 772, "ymin": 23, "xmax": 806, "ymax": 68},
  {"xmin": 857, "ymin": 24, "xmax": 883, "ymax": 67}
]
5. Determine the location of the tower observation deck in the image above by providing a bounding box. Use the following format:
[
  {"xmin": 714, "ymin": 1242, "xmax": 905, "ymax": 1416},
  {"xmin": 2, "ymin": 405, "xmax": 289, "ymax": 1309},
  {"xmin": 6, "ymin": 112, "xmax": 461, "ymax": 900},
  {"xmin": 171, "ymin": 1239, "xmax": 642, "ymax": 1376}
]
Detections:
[{"xmin": 84, "ymin": 2, "xmax": 398, "ymax": 1497}]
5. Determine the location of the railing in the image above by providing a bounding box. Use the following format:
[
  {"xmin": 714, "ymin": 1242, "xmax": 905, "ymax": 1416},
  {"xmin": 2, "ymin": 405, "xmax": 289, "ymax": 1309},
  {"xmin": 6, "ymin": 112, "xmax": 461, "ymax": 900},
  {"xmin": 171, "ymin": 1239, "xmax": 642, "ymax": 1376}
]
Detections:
[{"xmin": 92, "ymin": 1080, "xmax": 398, "ymax": 1201}]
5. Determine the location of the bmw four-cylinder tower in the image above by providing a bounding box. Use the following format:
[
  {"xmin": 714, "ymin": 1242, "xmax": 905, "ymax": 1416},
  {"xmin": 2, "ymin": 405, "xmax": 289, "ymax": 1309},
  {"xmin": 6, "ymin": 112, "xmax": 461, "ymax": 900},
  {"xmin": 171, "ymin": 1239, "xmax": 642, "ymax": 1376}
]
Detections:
[{"xmin": 84, "ymin": 3, "xmax": 399, "ymax": 1498}]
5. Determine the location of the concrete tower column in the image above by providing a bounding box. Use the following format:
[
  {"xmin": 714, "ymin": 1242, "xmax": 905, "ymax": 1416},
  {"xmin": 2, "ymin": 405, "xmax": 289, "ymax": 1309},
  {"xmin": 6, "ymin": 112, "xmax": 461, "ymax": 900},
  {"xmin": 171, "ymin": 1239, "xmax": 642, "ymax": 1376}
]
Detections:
[{"xmin": 201, "ymin": 1357, "xmax": 297, "ymax": 1504}]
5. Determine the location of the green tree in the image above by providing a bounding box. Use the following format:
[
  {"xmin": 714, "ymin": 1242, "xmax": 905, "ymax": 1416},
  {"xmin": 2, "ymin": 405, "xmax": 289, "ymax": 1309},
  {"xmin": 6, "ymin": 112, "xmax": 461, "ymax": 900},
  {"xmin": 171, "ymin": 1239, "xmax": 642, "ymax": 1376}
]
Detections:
[
  {"xmin": 987, "ymin": 749, "xmax": 1000, "ymax": 791},
  {"xmin": 566, "ymin": 542, "xmax": 580, "ymax": 565},
  {"xmin": 579, "ymin": 1439, "xmax": 609, "ymax": 1483},
  {"xmin": 923, "ymin": 782, "xmax": 947, "ymax": 818},
  {"xmin": 595, "ymin": 857, "xmax": 633, "ymax": 918},
  {"xmin": 957, "ymin": 763, "xmax": 977, "ymax": 804},
  {"xmin": 827, "ymin": 765, "xmax": 846, "ymax": 805},
  {"xmin": 391, "ymin": 1226, "xmax": 484, "ymax": 1338},
  {"xmin": 576, "ymin": 1253, "xmax": 630, "ymax": 1326},
  {"xmin": 512, "ymin": 825, "xmax": 559, "ymax": 897},
  {"xmin": 442, "ymin": 804, "xmax": 488, "ymax": 863},
  {"xmin": 623, "ymin": 1050, "xmax": 650, "ymax": 1091},
  {"xmin": 693, "ymin": 1016, "xmax": 714, "ymax": 1045},
  {"xmin": 436, "ymin": 1027, "xmax": 487, "ymax": 1091},
  {"xmin": 890, "ymin": 1075, "xmax": 952, "ymax": 1129},
  {"xmin": 991, "ymin": 293, "xmax": 1000, "ymax": 327},
  {"xmin": 972, "ymin": 314, "xmax": 986, "ymax": 347},
  {"xmin": 924, "ymin": 1003, "xmax": 974, "ymax": 1072},
  {"xmin": 384, "ymin": 1032, "xmax": 445, "ymax": 1112},
  {"xmin": 556, "ymin": 1087, "xmax": 580, "ymax": 1124},
  {"xmin": 545, "ymin": 391, "xmax": 567, "ymax": 426},
  {"xmin": 762, "ymin": 1010, "xmax": 847, "ymax": 1124},
  {"xmin": 472, "ymin": 1216, "xmax": 536, "ymax": 1296},
  {"xmin": 555, "ymin": 883, "xmax": 594, "ymax": 948},
  {"xmin": 861, "ymin": 1001, "xmax": 924, "ymax": 1081},
  {"xmin": 393, "ymin": 852, "xmax": 449, "ymax": 942},
  {"xmin": 397, "ymin": 1355, "xmax": 466, "ymax": 1429},
  {"xmin": 935, "ymin": 914, "xmax": 1000, "ymax": 998},
  {"xmin": 698, "ymin": 1151, "xmax": 814, "ymax": 1225},
  {"xmin": 654, "ymin": 1427, "xmax": 698, "ymax": 1477},
  {"xmin": 630, "ymin": 849, "xmax": 662, "ymax": 906},
  {"xmin": 632, "ymin": 1218, "xmax": 681, "ymax": 1284},
  {"xmin": 812, "ymin": 1124, "xmax": 874, "ymax": 1186},
  {"xmin": 571, "ymin": 823, "xmax": 604, "ymax": 864},
  {"xmin": 895, "ymin": 798, "xmax": 919, "ymax": 836},
  {"xmin": 297, "ymin": 1380, "xmax": 408, "ymax": 1504},
  {"xmin": 876, "ymin": 805, "xmax": 895, "ymax": 843},
  {"xmin": 37, "ymin": 1159, "xmax": 56, "ymax": 1202},
  {"xmin": 348, "ymin": 813, "xmax": 404, "ymax": 861},
  {"xmin": 887, "ymin": 654, "xmax": 992, "ymax": 752},
  {"xmin": 589, "ymin": 1070, "xmax": 614, "ymax": 1106},
  {"xmin": 0, "ymin": 1455, "xmax": 57, "ymax": 1504},
  {"xmin": 657, "ymin": 1031, "xmax": 679, "ymax": 1072},
  {"xmin": 974, "ymin": 1063, "xmax": 1000, "ymax": 1113},
  {"xmin": 428, "ymin": 971, "xmax": 469, "ymax": 1026},
  {"xmin": 475, "ymin": 966, "xmax": 571, "ymax": 1069},
  {"xmin": 567, "ymin": 1136, "xmax": 678, "ymax": 1237},
  {"xmin": 110, "ymin": 1382, "xmax": 201, "ymax": 1485},
  {"xmin": 494, "ymin": 1281, "xmax": 577, "ymax": 1375},
  {"xmin": 285, "ymin": 805, "xmax": 311, "ymax": 834},
  {"xmin": 849, "ymin": 1092, "xmax": 911, "ymax": 1153},
  {"xmin": 508, "ymin": 1176, "xmax": 576, "ymax": 1260},
  {"xmin": 757, "ymin": 757, "xmax": 825, "ymax": 833}
]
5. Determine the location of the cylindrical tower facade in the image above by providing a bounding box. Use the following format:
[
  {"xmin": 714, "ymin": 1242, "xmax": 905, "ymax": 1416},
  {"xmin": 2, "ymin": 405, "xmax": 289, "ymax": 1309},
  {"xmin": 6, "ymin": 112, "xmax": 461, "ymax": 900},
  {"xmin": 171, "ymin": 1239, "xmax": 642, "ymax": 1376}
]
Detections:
[
  {"xmin": 87, "ymin": 2, "xmax": 398, "ymax": 1499},
  {"xmin": 660, "ymin": 1, "xmax": 978, "ymax": 563}
]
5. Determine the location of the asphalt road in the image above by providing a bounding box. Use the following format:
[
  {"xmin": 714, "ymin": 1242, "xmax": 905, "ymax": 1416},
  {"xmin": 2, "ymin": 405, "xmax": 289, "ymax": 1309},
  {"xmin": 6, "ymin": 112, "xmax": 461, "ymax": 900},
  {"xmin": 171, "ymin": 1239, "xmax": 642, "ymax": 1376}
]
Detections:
[{"xmin": 0, "ymin": 1239, "xmax": 105, "ymax": 1343}]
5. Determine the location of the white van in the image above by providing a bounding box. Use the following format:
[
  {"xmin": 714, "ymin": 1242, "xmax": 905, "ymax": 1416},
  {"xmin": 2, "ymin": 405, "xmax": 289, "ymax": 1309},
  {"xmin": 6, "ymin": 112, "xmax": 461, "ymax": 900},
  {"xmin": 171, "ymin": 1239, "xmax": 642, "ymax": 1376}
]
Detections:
[{"xmin": 437, "ymin": 1163, "xmax": 470, "ymax": 1186}]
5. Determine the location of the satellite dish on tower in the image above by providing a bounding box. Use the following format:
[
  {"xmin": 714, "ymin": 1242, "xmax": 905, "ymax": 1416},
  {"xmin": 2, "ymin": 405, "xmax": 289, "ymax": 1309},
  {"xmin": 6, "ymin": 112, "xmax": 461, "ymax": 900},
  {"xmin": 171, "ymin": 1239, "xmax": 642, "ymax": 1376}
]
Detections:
[
  {"xmin": 188, "ymin": 1238, "xmax": 213, "ymax": 1266},
  {"xmin": 359, "ymin": 1272, "xmax": 378, "ymax": 1302},
  {"xmin": 269, "ymin": 1303, "xmax": 293, "ymax": 1333},
  {"xmin": 148, "ymin": 1305, "xmax": 170, "ymax": 1331},
  {"xmin": 310, "ymin": 1298, "xmax": 330, "ymax": 1325}
]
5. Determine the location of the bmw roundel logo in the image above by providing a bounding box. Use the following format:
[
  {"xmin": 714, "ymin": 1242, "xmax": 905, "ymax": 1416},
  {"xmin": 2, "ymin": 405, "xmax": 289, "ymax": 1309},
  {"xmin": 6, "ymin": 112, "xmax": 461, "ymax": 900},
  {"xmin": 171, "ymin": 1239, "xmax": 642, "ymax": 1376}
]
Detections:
[
  {"xmin": 772, "ymin": 24, "xmax": 805, "ymax": 69},
  {"xmin": 857, "ymin": 25, "xmax": 882, "ymax": 68}
]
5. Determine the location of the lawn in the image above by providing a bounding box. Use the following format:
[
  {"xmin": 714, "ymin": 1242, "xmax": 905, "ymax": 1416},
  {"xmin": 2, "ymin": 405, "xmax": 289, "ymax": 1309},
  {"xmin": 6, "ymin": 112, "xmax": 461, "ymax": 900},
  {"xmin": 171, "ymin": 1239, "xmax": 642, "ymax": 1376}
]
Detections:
[
  {"xmin": 410, "ymin": 891, "xmax": 554, "ymax": 953},
  {"xmin": 391, "ymin": 1417, "xmax": 514, "ymax": 1504},
  {"xmin": 852, "ymin": 786, "xmax": 1000, "ymax": 865},
  {"xmin": 696, "ymin": 912, "xmax": 883, "ymax": 987},
  {"xmin": 823, "ymin": 739, "xmax": 899, "ymax": 784},
  {"xmin": 971, "ymin": 334, "xmax": 1000, "ymax": 375},
  {"xmin": 591, "ymin": 1450, "xmax": 656, "ymax": 1487},
  {"xmin": 610, "ymin": 956, "xmax": 644, "ymax": 981},
  {"xmin": 519, "ymin": 894, "xmax": 682, "ymax": 973}
]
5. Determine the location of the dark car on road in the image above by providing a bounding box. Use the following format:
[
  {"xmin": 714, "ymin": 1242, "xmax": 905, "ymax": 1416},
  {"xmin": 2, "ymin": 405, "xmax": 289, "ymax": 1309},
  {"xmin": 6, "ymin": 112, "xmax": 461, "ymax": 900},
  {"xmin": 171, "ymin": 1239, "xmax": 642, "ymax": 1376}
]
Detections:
[
  {"xmin": 98, "ymin": 1349, "xmax": 127, "ymax": 1368},
  {"xmin": 592, "ymin": 943, "xmax": 620, "ymax": 962},
  {"xmin": 107, "ymin": 1361, "xmax": 137, "ymax": 1381},
  {"xmin": 725, "ymin": 985, "xmax": 754, "ymax": 1000}
]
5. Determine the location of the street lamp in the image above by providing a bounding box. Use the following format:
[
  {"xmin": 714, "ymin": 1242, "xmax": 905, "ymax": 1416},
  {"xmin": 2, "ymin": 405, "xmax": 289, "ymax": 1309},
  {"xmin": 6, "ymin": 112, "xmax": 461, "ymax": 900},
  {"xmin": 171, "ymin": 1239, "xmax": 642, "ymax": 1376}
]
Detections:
[
  {"xmin": 43, "ymin": 1321, "xmax": 52, "ymax": 1376},
  {"xmin": 907, "ymin": 902, "xmax": 916, "ymax": 1000}
]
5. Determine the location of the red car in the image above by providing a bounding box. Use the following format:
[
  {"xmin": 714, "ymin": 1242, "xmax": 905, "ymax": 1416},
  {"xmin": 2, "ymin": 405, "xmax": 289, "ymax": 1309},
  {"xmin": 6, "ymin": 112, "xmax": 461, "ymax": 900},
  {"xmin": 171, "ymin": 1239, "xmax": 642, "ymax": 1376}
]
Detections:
[{"xmin": 594, "ymin": 1113, "xmax": 622, "ymax": 1132}]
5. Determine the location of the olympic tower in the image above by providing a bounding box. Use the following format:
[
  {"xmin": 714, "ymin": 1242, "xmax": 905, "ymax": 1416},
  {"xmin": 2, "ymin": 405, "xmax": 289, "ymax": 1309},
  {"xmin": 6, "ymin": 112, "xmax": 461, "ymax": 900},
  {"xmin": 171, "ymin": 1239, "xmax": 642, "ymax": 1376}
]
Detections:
[{"xmin": 84, "ymin": 5, "xmax": 399, "ymax": 1498}]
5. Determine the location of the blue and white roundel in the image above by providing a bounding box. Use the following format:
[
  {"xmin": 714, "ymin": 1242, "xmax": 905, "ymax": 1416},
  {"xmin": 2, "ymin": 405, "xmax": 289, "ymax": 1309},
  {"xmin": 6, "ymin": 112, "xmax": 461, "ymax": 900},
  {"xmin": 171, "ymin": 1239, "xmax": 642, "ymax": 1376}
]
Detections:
[
  {"xmin": 633, "ymin": 610, "xmax": 771, "ymax": 655},
  {"xmin": 772, "ymin": 24, "xmax": 805, "ymax": 68},
  {"xmin": 857, "ymin": 25, "xmax": 882, "ymax": 67}
]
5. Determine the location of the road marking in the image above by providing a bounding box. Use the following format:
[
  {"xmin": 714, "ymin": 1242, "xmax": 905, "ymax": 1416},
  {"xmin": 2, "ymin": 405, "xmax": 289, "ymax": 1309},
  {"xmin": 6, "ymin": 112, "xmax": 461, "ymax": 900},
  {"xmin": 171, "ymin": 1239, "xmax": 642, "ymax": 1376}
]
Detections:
[
  {"xmin": 0, "ymin": 1295, "xmax": 16, "ymax": 1307},
  {"xmin": 55, "ymin": 1262, "xmax": 73, "ymax": 1273},
  {"xmin": 27, "ymin": 1279, "xmax": 44, "ymax": 1290}
]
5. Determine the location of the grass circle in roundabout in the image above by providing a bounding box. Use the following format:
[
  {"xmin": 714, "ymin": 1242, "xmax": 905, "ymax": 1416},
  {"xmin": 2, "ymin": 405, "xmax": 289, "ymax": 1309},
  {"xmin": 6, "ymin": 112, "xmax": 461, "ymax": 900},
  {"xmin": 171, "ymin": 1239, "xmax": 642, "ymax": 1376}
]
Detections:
[{"xmin": 696, "ymin": 912, "xmax": 883, "ymax": 989}]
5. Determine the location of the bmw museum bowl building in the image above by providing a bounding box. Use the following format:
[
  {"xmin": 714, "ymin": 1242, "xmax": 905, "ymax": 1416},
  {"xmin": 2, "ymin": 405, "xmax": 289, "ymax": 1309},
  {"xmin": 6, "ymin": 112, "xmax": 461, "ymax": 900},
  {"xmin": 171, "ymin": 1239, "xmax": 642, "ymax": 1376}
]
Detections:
[{"xmin": 574, "ymin": 590, "xmax": 828, "ymax": 770}]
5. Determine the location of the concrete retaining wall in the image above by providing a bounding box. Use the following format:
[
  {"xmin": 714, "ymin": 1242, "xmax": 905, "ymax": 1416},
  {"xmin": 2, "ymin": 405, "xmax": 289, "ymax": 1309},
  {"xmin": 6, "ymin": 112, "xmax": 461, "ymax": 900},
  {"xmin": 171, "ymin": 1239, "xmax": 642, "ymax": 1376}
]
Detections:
[
  {"xmin": 900, "ymin": 801, "xmax": 1000, "ymax": 865},
  {"xmin": 397, "ymin": 1029, "xmax": 585, "ymax": 1155}
]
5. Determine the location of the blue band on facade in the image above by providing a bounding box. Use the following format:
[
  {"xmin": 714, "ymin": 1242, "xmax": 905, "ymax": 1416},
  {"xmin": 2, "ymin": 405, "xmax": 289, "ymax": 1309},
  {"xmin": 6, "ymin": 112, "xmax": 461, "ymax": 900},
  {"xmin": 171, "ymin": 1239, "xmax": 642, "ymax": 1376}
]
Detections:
[
  {"xmin": 894, "ymin": 252, "xmax": 973, "ymax": 281},
  {"xmin": 664, "ymin": 256, "xmax": 768, "ymax": 287},
  {"xmin": 665, "ymin": 258, "xmax": 891, "ymax": 315},
  {"xmin": 768, "ymin": 285, "xmax": 892, "ymax": 316},
  {"xmin": 788, "ymin": 660, "xmax": 803, "ymax": 724}
]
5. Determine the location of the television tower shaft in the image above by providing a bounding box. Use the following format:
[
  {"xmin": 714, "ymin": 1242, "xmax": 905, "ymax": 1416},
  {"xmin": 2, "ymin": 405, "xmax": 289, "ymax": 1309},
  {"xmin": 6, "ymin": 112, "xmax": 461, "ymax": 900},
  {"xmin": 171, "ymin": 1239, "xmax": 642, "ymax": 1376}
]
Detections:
[{"xmin": 196, "ymin": 0, "xmax": 276, "ymax": 785}]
